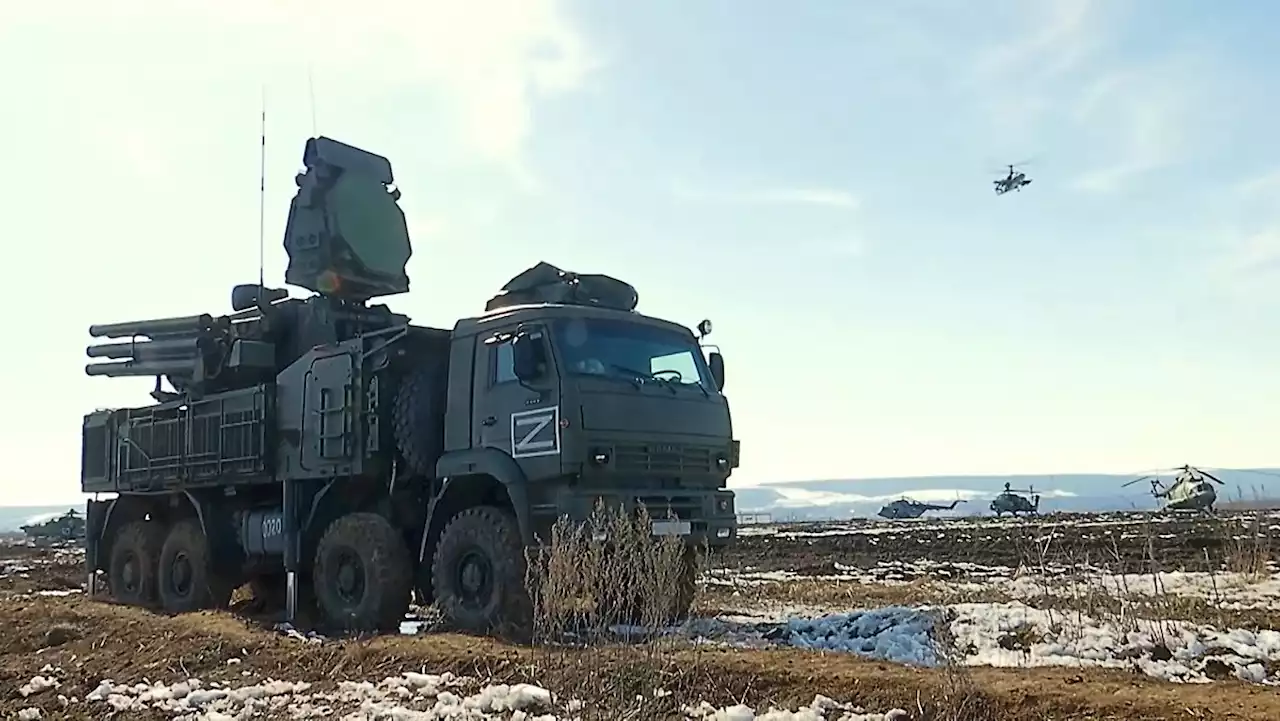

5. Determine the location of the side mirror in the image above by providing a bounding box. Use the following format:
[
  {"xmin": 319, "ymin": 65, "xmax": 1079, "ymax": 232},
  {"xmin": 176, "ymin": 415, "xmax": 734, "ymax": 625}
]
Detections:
[
  {"xmin": 708, "ymin": 351, "xmax": 725, "ymax": 391},
  {"xmin": 511, "ymin": 331, "xmax": 547, "ymax": 382}
]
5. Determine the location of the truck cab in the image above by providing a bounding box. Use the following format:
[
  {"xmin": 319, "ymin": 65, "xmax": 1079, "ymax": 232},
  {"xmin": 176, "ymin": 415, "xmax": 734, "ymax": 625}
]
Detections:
[{"xmin": 454, "ymin": 304, "xmax": 738, "ymax": 546}]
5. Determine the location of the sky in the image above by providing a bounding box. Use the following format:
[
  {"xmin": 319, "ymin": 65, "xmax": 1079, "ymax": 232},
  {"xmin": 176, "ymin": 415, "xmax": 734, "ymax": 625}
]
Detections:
[{"xmin": 3, "ymin": 0, "xmax": 1280, "ymax": 504}]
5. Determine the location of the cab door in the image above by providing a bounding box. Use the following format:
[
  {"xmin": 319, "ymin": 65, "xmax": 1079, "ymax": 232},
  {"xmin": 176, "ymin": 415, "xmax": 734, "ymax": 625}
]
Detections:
[{"xmin": 471, "ymin": 325, "xmax": 563, "ymax": 480}]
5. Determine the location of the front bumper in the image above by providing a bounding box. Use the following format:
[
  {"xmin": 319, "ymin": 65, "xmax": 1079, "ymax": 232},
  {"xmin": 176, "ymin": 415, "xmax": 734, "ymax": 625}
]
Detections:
[{"xmin": 529, "ymin": 484, "xmax": 737, "ymax": 548}]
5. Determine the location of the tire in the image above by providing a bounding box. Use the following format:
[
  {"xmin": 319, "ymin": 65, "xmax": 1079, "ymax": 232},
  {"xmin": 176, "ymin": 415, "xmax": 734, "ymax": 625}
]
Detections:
[
  {"xmin": 393, "ymin": 357, "xmax": 448, "ymax": 477},
  {"xmin": 431, "ymin": 506, "xmax": 530, "ymax": 633},
  {"xmin": 312, "ymin": 513, "xmax": 413, "ymax": 633},
  {"xmin": 157, "ymin": 519, "xmax": 232, "ymax": 613},
  {"xmin": 107, "ymin": 520, "xmax": 164, "ymax": 607}
]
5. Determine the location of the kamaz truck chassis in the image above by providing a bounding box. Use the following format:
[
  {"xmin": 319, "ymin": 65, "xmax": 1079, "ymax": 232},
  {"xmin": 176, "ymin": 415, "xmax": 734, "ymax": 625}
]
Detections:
[{"xmin": 79, "ymin": 136, "xmax": 739, "ymax": 634}]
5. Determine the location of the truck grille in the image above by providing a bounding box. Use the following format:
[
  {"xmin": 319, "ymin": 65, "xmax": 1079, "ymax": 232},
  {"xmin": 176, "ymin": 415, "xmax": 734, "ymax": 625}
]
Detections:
[
  {"xmin": 614, "ymin": 442, "xmax": 714, "ymax": 474},
  {"xmin": 634, "ymin": 494, "xmax": 702, "ymax": 519}
]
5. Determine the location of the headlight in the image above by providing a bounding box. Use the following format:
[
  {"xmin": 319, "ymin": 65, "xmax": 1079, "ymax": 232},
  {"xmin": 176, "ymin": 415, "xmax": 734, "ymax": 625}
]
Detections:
[{"xmin": 591, "ymin": 447, "xmax": 612, "ymax": 465}]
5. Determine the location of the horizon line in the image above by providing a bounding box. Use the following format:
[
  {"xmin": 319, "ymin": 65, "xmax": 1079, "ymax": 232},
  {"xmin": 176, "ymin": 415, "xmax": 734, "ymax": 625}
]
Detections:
[{"xmin": 731, "ymin": 466, "xmax": 1280, "ymax": 488}]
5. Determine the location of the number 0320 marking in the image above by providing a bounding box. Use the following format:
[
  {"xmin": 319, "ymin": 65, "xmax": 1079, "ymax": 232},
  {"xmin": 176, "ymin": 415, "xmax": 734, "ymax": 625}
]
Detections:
[{"xmin": 262, "ymin": 517, "xmax": 283, "ymax": 537}]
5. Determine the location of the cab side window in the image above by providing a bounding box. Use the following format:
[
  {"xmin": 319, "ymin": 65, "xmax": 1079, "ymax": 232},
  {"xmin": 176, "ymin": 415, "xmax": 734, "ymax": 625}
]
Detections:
[{"xmin": 493, "ymin": 340, "xmax": 517, "ymax": 385}]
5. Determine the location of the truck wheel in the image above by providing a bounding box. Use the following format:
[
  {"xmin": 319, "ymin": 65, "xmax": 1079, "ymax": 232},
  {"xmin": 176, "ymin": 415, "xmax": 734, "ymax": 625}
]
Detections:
[
  {"xmin": 107, "ymin": 520, "xmax": 163, "ymax": 607},
  {"xmin": 157, "ymin": 519, "xmax": 231, "ymax": 613},
  {"xmin": 313, "ymin": 513, "xmax": 412, "ymax": 633},
  {"xmin": 393, "ymin": 359, "xmax": 448, "ymax": 477},
  {"xmin": 431, "ymin": 507, "xmax": 530, "ymax": 633}
]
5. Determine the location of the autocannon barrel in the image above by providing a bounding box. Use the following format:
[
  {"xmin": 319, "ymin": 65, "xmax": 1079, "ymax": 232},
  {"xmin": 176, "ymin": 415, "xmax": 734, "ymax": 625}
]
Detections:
[
  {"xmin": 84, "ymin": 359, "xmax": 196, "ymax": 378},
  {"xmin": 85, "ymin": 337, "xmax": 202, "ymax": 360},
  {"xmin": 89, "ymin": 314, "xmax": 215, "ymax": 339}
]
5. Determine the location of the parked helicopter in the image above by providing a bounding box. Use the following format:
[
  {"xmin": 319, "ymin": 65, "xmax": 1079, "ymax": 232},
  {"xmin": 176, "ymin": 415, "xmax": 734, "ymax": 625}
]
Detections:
[
  {"xmin": 19, "ymin": 508, "xmax": 85, "ymax": 542},
  {"xmin": 877, "ymin": 498, "xmax": 965, "ymax": 520},
  {"xmin": 994, "ymin": 163, "xmax": 1033, "ymax": 195},
  {"xmin": 1123, "ymin": 465, "xmax": 1224, "ymax": 513},
  {"xmin": 990, "ymin": 482, "xmax": 1040, "ymax": 517}
]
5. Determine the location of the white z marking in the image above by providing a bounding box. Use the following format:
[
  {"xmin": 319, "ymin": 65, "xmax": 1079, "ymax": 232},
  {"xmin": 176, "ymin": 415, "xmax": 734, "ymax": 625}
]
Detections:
[{"xmin": 510, "ymin": 406, "xmax": 560, "ymax": 458}]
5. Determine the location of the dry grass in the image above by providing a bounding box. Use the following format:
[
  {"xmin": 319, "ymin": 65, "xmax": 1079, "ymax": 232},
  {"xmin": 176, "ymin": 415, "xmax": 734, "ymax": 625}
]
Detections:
[
  {"xmin": 516, "ymin": 505, "xmax": 1041, "ymax": 719},
  {"xmin": 922, "ymin": 612, "xmax": 1006, "ymax": 721},
  {"xmin": 519, "ymin": 503, "xmax": 721, "ymax": 719},
  {"xmin": 1222, "ymin": 511, "xmax": 1273, "ymax": 578}
]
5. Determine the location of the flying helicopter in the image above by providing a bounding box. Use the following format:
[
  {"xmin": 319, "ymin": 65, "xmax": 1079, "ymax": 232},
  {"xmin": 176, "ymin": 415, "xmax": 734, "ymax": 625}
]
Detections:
[
  {"xmin": 877, "ymin": 498, "xmax": 965, "ymax": 520},
  {"xmin": 993, "ymin": 162, "xmax": 1033, "ymax": 195},
  {"xmin": 1123, "ymin": 465, "xmax": 1224, "ymax": 513},
  {"xmin": 990, "ymin": 482, "xmax": 1040, "ymax": 517}
]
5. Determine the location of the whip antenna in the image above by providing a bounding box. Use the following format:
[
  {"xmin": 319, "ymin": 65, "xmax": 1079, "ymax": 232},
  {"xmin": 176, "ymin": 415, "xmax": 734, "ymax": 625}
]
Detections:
[
  {"xmin": 307, "ymin": 67, "xmax": 319, "ymax": 137},
  {"xmin": 258, "ymin": 87, "xmax": 267, "ymax": 289}
]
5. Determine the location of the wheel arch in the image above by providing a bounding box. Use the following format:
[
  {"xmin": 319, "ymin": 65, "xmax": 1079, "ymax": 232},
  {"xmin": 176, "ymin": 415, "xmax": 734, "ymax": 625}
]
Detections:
[
  {"xmin": 92, "ymin": 493, "xmax": 173, "ymax": 572},
  {"xmin": 434, "ymin": 447, "xmax": 532, "ymax": 544}
]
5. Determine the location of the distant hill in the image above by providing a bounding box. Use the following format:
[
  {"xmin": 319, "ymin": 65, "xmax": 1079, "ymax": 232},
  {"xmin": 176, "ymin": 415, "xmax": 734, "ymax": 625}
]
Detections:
[
  {"xmin": 5, "ymin": 467, "xmax": 1279, "ymax": 529},
  {"xmin": 730, "ymin": 469, "xmax": 1280, "ymax": 521}
]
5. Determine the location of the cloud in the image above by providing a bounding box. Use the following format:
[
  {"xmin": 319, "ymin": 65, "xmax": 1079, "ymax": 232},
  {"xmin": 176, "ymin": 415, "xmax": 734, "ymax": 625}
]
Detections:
[
  {"xmin": 1067, "ymin": 60, "xmax": 1201, "ymax": 193},
  {"xmin": 1203, "ymin": 169, "xmax": 1280, "ymax": 297},
  {"xmin": 672, "ymin": 180, "xmax": 860, "ymax": 209},
  {"xmin": 956, "ymin": 0, "xmax": 1213, "ymax": 194},
  {"xmin": 970, "ymin": 0, "xmax": 1101, "ymax": 84},
  {"xmin": 963, "ymin": 0, "xmax": 1109, "ymax": 137},
  {"xmin": 1234, "ymin": 170, "xmax": 1280, "ymax": 200},
  {"xmin": 2, "ymin": 0, "xmax": 596, "ymax": 178}
]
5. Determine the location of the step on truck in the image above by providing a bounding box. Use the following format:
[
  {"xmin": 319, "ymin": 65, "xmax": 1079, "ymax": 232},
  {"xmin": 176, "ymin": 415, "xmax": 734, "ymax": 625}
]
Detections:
[{"xmin": 80, "ymin": 136, "xmax": 739, "ymax": 633}]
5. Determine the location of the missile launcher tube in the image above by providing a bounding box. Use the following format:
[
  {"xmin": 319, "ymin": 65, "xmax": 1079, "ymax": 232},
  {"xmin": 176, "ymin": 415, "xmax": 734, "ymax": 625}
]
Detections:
[
  {"xmin": 85, "ymin": 337, "xmax": 203, "ymax": 360},
  {"xmin": 89, "ymin": 314, "xmax": 215, "ymax": 339},
  {"xmin": 84, "ymin": 359, "xmax": 197, "ymax": 378}
]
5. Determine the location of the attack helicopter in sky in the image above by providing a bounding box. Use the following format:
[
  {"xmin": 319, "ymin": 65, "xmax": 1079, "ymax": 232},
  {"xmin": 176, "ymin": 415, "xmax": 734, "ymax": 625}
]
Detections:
[
  {"xmin": 993, "ymin": 162, "xmax": 1033, "ymax": 195},
  {"xmin": 1123, "ymin": 465, "xmax": 1224, "ymax": 513},
  {"xmin": 877, "ymin": 498, "xmax": 965, "ymax": 520}
]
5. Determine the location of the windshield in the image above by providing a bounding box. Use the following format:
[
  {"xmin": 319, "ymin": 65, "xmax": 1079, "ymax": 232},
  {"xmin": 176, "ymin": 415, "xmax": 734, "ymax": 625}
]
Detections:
[{"xmin": 551, "ymin": 318, "xmax": 713, "ymax": 390}]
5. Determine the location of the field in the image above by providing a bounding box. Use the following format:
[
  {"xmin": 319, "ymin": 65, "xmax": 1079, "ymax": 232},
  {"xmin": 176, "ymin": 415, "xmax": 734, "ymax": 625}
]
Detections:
[{"xmin": 2, "ymin": 509, "xmax": 1278, "ymax": 720}]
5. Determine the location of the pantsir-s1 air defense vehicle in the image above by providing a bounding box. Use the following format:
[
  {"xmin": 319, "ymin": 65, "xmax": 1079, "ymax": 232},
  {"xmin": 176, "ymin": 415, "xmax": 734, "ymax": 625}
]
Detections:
[{"xmin": 80, "ymin": 137, "xmax": 738, "ymax": 633}]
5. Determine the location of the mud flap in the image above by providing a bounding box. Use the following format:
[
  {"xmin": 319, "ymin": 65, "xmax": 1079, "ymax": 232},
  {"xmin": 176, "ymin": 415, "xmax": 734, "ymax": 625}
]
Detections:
[{"xmin": 85, "ymin": 499, "xmax": 111, "ymax": 593}]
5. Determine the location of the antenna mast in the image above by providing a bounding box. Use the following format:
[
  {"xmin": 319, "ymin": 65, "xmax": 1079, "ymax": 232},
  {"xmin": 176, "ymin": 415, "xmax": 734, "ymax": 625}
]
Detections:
[
  {"xmin": 307, "ymin": 68, "xmax": 319, "ymax": 137},
  {"xmin": 258, "ymin": 87, "xmax": 267, "ymax": 289}
]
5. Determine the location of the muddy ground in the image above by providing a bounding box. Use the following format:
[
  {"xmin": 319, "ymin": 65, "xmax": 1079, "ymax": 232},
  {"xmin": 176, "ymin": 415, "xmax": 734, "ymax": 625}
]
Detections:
[
  {"xmin": 2, "ymin": 513, "xmax": 1279, "ymax": 720},
  {"xmin": 717, "ymin": 510, "xmax": 1280, "ymax": 576}
]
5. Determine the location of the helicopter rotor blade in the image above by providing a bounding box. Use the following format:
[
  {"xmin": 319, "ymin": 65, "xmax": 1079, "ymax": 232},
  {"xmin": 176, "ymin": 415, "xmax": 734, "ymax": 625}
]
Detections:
[
  {"xmin": 1122, "ymin": 475, "xmax": 1154, "ymax": 488},
  {"xmin": 1199, "ymin": 469, "xmax": 1226, "ymax": 485}
]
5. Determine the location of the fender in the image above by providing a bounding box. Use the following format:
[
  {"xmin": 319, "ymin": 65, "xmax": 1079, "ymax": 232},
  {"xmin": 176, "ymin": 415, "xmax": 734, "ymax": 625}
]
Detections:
[
  {"xmin": 302, "ymin": 478, "xmax": 340, "ymax": 533},
  {"xmin": 90, "ymin": 491, "xmax": 217, "ymax": 564},
  {"xmin": 85, "ymin": 497, "xmax": 117, "ymax": 573},
  {"xmin": 180, "ymin": 490, "xmax": 209, "ymax": 538},
  {"xmin": 435, "ymin": 447, "xmax": 533, "ymax": 542}
]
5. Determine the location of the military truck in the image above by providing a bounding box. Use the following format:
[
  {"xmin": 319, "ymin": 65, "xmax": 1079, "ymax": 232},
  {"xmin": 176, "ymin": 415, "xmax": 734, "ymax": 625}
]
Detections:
[{"xmin": 80, "ymin": 136, "xmax": 739, "ymax": 633}]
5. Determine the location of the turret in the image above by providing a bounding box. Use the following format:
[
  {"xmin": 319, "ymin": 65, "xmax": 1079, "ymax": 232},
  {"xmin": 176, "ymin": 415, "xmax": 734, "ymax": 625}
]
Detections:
[
  {"xmin": 486, "ymin": 262, "xmax": 638, "ymax": 312},
  {"xmin": 283, "ymin": 136, "xmax": 412, "ymax": 303},
  {"xmin": 85, "ymin": 136, "xmax": 410, "ymax": 401}
]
